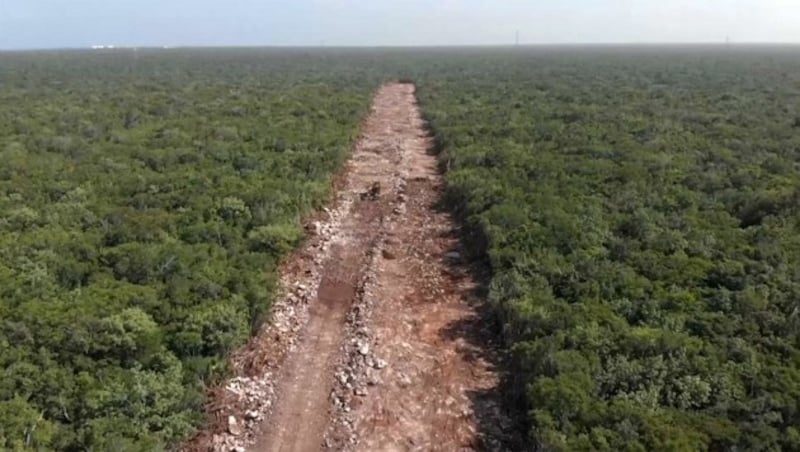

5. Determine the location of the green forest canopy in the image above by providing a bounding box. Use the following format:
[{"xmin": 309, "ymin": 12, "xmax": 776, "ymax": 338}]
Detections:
[
  {"xmin": 415, "ymin": 47, "xmax": 800, "ymax": 451},
  {"xmin": 0, "ymin": 49, "xmax": 378, "ymax": 450},
  {"xmin": 1, "ymin": 47, "xmax": 799, "ymax": 450}
]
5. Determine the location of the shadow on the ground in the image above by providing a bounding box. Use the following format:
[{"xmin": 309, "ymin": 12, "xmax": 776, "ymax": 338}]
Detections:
[
  {"xmin": 413, "ymin": 92, "xmax": 530, "ymax": 451},
  {"xmin": 434, "ymin": 207, "xmax": 531, "ymax": 452}
]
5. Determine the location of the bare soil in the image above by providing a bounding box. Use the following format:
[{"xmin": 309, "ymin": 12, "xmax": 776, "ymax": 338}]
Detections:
[{"xmin": 182, "ymin": 83, "xmax": 515, "ymax": 452}]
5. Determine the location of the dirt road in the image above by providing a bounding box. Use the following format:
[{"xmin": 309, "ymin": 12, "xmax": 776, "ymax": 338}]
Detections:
[
  {"xmin": 184, "ymin": 83, "xmax": 513, "ymax": 452},
  {"xmin": 252, "ymin": 84, "xmax": 403, "ymax": 452}
]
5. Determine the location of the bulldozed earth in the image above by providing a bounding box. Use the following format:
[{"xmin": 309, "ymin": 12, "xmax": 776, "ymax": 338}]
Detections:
[{"xmin": 183, "ymin": 83, "xmax": 516, "ymax": 452}]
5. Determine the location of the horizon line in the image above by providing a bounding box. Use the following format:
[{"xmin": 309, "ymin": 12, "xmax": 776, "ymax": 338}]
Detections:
[{"xmin": 3, "ymin": 42, "xmax": 800, "ymax": 52}]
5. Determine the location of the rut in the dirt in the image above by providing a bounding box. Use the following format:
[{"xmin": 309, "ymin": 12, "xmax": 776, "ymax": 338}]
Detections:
[{"xmin": 183, "ymin": 83, "xmax": 514, "ymax": 452}]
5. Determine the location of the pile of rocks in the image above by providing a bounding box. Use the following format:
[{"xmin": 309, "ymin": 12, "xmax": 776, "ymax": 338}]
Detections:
[
  {"xmin": 208, "ymin": 376, "xmax": 275, "ymax": 451},
  {"xmin": 324, "ymin": 258, "xmax": 384, "ymax": 449},
  {"xmin": 323, "ymin": 169, "xmax": 408, "ymax": 450}
]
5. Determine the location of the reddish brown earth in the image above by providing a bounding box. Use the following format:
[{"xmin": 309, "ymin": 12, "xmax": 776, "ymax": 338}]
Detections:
[{"xmin": 182, "ymin": 83, "xmax": 515, "ymax": 452}]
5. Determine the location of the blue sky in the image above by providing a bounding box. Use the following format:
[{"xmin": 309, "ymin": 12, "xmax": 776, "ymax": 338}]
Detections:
[{"xmin": 1, "ymin": 0, "xmax": 799, "ymax": 49}]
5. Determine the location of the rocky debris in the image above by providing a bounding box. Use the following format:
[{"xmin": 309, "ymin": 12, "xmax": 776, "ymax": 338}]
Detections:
[
  {"xmin": 202, "ymin": 376, "xmax": 280, "ymax": 451},
  {"xmin": 225, "ymin": 376, "xmax": 275, "ymax": 408},
  {"xmin": 365, "ymin": 368, "xmax": 383, "ymax": 386},
  {"xmin": 398, "ymin": 372, "xmax": 412, "ymax": 388},
  {"xmin": 360, "ymin": 181, "xmax": 381, "ymax": 201},
  {"xmin": 187, "ymin": 180, "xmax": 357, "ymax": 452},
  {"xmin": 212, "ymin": 434, "xmax": 225, "ymax": 448},
  {"xmin": 395, "ymin": 177, "xmax": 406, "ymax": 191},
  {"xmin": 210, "ymin": 435, "xmax": 246, "ymax": 452},
  {"xmin": 307, "ymin": 220, "xmax": 321, "ymax": 236},
  {"xmin": 321, "ymin": 148, "xmax": 412, "ymax": 450},
  {"xmin": 227, "ymin": 416, "xmax": 242, "ymax": 436}
]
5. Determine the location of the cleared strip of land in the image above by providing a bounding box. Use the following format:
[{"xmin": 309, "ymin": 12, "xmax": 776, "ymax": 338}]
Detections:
[{"xmin": 186, "ymin": 83, "xmax": 512, "ymax": 452}]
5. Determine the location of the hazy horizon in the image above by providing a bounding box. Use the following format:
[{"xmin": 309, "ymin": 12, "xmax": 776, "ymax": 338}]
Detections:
[
  {"xmin": 2, "ymin": 0, "xmax": 800, "ymax": 50},
  {"xmin": 6, "ymin": 43, "xmax": 800, "ymax": 53}
]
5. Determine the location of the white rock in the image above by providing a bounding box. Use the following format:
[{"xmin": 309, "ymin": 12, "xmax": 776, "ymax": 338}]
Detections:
[
  {"xmin": 366, "ymin": 368, "xmax": 382, "ymax": 386},
  {"xmin": 358, "ymin": 343, "xmax": 370, "ymax": 356},
  {"xmin": 227, "ymin": 415, "xmax": 242, "ymax": 436},
  {"xmin": 212, "ymin": 434, "xmax": 225, "ymax": 446}
]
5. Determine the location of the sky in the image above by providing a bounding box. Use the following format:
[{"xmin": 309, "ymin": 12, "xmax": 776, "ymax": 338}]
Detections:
[{"xmin": 1, "ymin": 0, "xmax": 800, "ymax": 49}]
